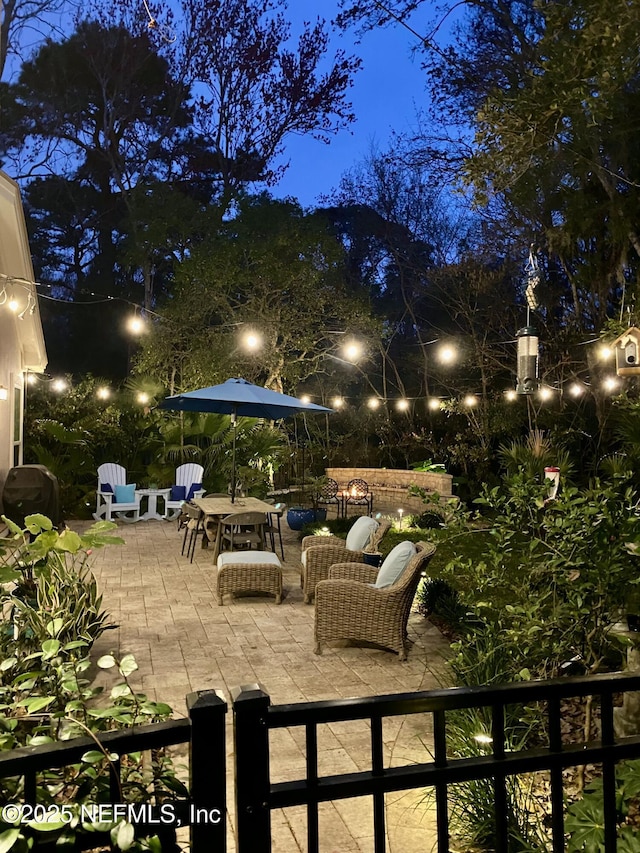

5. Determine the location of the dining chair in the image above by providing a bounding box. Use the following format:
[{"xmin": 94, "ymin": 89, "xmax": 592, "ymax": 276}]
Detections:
[
  {"xmin": 219, "ymin": 511, "xmax": 267, "ymax": 553},
  {"xmin": 343, "ymin": 478, "xmax": 373, "ymax": 516},
  {"xmin": 181, "ymin": 502, "xmax": 205, "ymax": 563},
  {"xmin": 317, "ymin": 477, "xmax": 342, "ymax": 518},
  {"xmin": 264, "ymin": 500, "xmax": 286, "ymax": 560}
]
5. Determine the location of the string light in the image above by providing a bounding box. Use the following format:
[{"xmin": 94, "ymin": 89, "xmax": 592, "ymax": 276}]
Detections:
[
  {"xmin": 598, "ymin": 345, "xmax": 614, "ymax": 361},
  {"xmin": 568, "ymin": 382, "xmax": 585, "ymax": 398},
  {"xmin": 242, "ymin": 330, "xmax": 262, "ymax": 351},
  {"xmin": 343, "ymin": 340, "xmax": 363, "ymax": 362},
  {"xmin": 128, "ymin": 315, "xmax": 145, "ymax": 335},
  {"xmin": 437, "ymin": 344, "xmax": 457, "ymax": 365}
]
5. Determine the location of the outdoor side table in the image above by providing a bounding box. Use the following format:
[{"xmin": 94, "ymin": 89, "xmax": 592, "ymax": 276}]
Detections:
[{"xmin": 138, "ymin": 488, "xmax": 171, "ymax": 521}]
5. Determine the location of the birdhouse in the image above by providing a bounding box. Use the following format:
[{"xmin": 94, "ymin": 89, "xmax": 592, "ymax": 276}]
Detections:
[
  {"xmin": 612, "ymin": 327, "xmax": 640, "ymax": 377},
  {"xmin": 516, "ymin": 326, "xmax": 539, "ymax": 395}
]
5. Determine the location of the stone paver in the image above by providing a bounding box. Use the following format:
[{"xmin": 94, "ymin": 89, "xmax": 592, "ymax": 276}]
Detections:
[{"xmin": 81, "ymin": 516, "xmax": 450, "ymax": 852}]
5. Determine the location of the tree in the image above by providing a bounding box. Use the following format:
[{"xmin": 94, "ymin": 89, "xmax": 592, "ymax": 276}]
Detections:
[{"xmin": 134, "ymin": 194, "xmax": 379, "ymax": 395}]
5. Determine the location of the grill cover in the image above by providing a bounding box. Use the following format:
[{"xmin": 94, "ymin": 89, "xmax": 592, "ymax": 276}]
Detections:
[{"xmin": 2, "ymin": 465, "xmax": 61, "ymax": 528}]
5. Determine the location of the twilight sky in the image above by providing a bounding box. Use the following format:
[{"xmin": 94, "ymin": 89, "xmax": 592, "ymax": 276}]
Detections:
[{"xmin": 272, "ymin": 1, "xmax": 429, "ymax": 207}]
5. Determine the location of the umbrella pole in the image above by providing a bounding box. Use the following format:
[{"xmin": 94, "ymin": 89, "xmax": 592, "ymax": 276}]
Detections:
[{"xmin": 230, "ymin": 411, "xmax": 237, "ymax": 503}]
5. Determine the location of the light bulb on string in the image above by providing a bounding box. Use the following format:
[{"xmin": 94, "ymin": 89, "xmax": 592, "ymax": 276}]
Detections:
[
  {"xmin": 569, "ymin": 382, "xmax": 585, "ymax": 398},
  {"xmin": 437, "ymin": 344, "xmax": 457, "ymax": 365}
]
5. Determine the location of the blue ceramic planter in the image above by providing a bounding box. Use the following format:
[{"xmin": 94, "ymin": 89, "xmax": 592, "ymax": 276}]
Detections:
[{"xmin": 286, "ymin": 508, "xmax": 327, "ymax": 531}]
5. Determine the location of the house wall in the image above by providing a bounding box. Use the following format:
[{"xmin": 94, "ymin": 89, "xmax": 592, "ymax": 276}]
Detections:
[{"xmin": 0, "ymin": 310, "xmax": 24, "ymax": 490}]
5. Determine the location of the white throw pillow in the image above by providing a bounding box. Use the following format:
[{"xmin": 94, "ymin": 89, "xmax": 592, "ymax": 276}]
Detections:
[
  {"xmin": 374, "ymin": 541, "xmax": 417, "ymax": 589},
  {"xmin": 345, "ymin": 515, "xmax": 379, "ymax": 552}
]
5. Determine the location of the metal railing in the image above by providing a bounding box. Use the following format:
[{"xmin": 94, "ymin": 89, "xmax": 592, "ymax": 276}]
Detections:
[
  {"xmin": 0, "ymin": 690, "xmax": 227, "ymax": 852},
  {"xmin": 232, "ymin": 672, "xmax": 640, "ymax": 853}
]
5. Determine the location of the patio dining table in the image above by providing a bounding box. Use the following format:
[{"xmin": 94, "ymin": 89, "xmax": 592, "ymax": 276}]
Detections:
[{"xmin": 192, "ymin": 496, "xmax": 279, "ymax": 563}]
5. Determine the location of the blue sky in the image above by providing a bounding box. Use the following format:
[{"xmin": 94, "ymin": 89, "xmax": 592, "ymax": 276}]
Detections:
[{"xmin": 272, "ymin": 2, "xmax": 429, "ymax": 207}]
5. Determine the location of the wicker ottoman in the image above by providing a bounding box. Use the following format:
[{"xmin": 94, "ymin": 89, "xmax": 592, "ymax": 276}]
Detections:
[{"xmin": 216, "ymin": 551, "xmax": 283, "ymax": 605}]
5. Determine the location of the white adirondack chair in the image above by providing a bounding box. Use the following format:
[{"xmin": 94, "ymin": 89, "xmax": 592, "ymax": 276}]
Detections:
[
  {"xmin": 164, "ymin": 463, "xmax": 205, "ymax": 520},
  {"xmin": 94, "ymin": 463, "xmax": 142, "ymax": 523}
]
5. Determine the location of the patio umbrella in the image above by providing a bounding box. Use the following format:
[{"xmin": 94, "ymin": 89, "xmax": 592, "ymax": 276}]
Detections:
[{"xmin": 158, "ymin": 378, "xmax": 333, "ymax": 501}]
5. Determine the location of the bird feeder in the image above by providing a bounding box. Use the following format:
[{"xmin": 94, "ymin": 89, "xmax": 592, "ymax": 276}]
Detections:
[
  {"xmin": 516, "ymin": 326, "xmax": 539, "ymax": 395},
  {"xmin": 612, "ymin": 327, "xmax": 640, "ymax": 377}
]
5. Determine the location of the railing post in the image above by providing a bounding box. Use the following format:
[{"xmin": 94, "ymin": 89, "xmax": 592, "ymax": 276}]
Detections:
[
  {"xmin": 232, "ymin": 683, "xmax": 272, "ymax": 853},
  {"xmin": 187, "ymin": 689, "xmax": 228, "ymax": 853}
]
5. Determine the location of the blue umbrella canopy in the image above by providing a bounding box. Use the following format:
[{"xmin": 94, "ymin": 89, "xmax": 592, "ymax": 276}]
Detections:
[
  {"xmin": 159, "ymin": 378, "xmax": 333, "ymax": 501},
  {"xmin": 158, "ymin": 378, "xmax": 333, "ymax": 419}
]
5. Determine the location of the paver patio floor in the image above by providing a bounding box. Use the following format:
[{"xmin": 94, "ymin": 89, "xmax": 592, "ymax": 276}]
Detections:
[{"xmin": 81, "ymin": 516, "xmax": 451, "ymax": 852}]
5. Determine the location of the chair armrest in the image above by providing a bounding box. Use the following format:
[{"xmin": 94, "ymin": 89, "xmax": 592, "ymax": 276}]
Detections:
[
  {"xmin": 315, "ymin": 577, "xmax": 383, "ymax": 609},
  {"xmin": 304, "ymin": 545, "xmax": 364, "ymax": 572},
  {"xmin": 301, "ymin": 533, "xmax": 343, "ymax": 550},
  {"xmin": 328, "ymin": 563, "xmax": 379, "ymax": 584}
]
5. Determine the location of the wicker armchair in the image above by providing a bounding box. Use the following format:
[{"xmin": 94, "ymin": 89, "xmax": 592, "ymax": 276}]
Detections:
[
  {"xmin": 314, "ymin": 541, "xmax": 437, "ymax": 660},
  {"xmin": 300, "ymin": 518, "xmax": 391, "ymax": 604}
]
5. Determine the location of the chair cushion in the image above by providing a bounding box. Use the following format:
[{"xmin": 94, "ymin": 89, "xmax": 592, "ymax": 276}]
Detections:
[
  {"xmin": 345, "ymin": 516, "xmax": 379, "ymax": 552},
  {"xmin": 101, "ymin": 482, "xmax": 113, "ymax": 493},
  {"xmin": 114, "ymin": 483, "xmax": 136, "ymax": 504},
  {"xmin": 186, "ymin": 482, "xmax": 202, "ymax": 500},
  {"xmin": 374, "ymin": 541, "xmax": 417, "ymax": 588},
  {"xmin": 170, "ymin": 484, "xmax": 187, "ymax": 501},
  {"xmin": 217, "ymin": 551, "xmax": 282, "ymax": 569}
]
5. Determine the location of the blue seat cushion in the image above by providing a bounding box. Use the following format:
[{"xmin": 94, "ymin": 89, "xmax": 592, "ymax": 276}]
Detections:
[
  {"xmin": 114, "ymin": 484, "xmax": 136, "ymax": 504},
  {"xmin": 186, "ymin": 482, "xmax": 202, "ymax": 500},
  {"xmin": 170, "ymin": 485, "xmax": 187, "ymax": 502}
]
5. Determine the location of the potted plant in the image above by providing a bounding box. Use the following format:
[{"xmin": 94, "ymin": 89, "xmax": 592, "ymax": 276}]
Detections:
[{"xmin": 286, "ymin": 476, "xmax": 328, "ymax": 531}]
